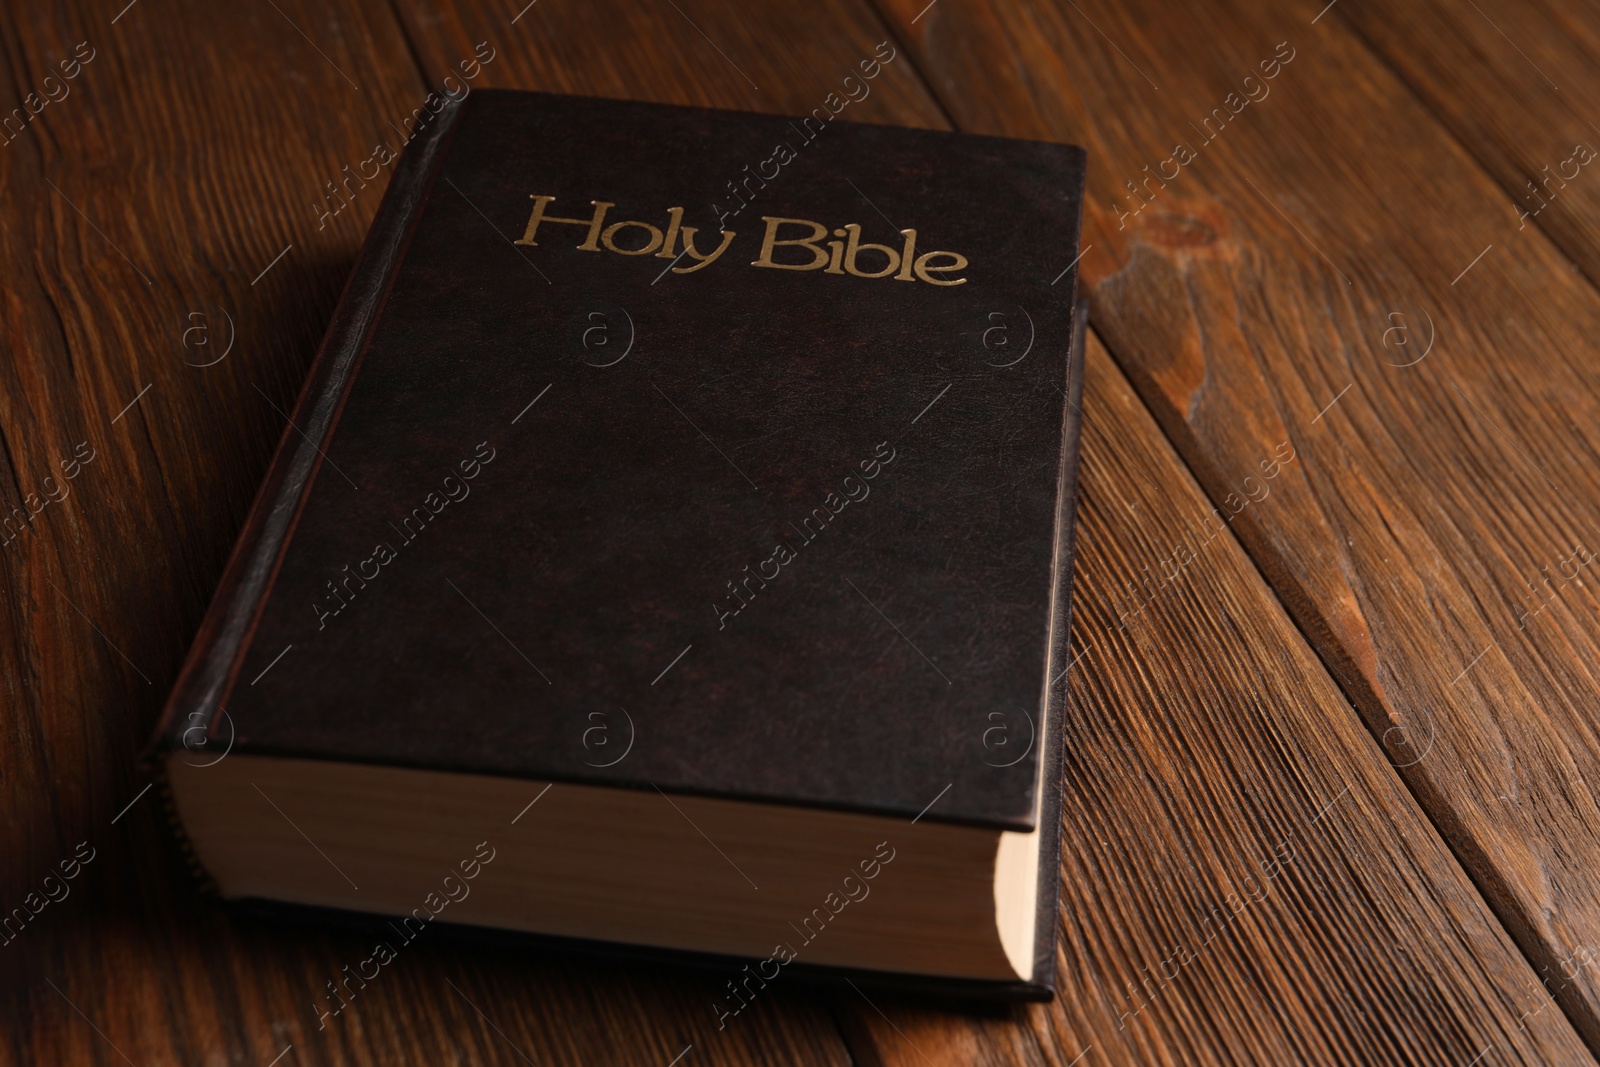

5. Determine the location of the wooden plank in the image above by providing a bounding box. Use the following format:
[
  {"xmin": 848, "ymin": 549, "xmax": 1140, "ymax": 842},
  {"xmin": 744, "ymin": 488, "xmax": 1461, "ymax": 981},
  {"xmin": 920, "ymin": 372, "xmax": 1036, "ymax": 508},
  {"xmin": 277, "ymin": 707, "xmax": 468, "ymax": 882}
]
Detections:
[
  {"xmin": 872, "ymin": 0, "xmax": 1600, "ymax": 1054},
  {"xmin": 1334, "ymin": 0, "xmax": 1600, "ymax": 287},
  {"xmin": 393, "ymin": 0, "xmax": 1596, "ymax": 1063},
  {"xmin": 0, "ymin": 2, "xmax": 848, "ymax": 1064}
]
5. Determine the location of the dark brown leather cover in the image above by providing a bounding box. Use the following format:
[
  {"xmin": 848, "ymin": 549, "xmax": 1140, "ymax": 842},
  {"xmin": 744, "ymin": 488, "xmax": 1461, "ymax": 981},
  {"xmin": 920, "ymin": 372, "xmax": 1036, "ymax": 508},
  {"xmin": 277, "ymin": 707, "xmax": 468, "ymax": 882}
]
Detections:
[{"xmin": 152, "ymin": 89, "xmax": 1087, "ymax": 988}]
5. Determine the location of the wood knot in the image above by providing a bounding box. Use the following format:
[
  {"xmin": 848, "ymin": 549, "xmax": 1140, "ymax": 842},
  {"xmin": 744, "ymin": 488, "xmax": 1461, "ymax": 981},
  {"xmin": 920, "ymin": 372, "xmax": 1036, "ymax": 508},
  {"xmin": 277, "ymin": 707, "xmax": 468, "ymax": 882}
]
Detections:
[{"xmin": 1142, "ymin": 212, "xmax": 1219, "ymax": 248}]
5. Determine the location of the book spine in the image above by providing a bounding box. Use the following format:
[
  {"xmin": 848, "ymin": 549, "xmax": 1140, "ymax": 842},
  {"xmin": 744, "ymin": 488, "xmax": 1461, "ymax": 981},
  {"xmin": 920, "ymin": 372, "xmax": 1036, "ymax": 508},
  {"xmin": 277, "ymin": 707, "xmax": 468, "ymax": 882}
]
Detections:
[
  {"xmin": 1027, "ymin": 297, "xmax": 1090, "ymax": 993},
  {"xmin": 144, "ymin": 95, "xmax": 467, "ymax": 762}
]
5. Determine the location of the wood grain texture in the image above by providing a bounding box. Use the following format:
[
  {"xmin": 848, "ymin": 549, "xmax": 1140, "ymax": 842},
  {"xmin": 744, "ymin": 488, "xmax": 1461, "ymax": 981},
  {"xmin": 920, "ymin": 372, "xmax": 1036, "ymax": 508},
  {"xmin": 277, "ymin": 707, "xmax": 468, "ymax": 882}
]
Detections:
[
  {"xmin": 1334, "ymin": 0, "xmax": 1600, "ymax": 287},
  {"xmin": 1, "ymin": 0, "xmax": 1592, "ymax": 1063},
  {"xmin": 873, "ymin": 0, "xmax": 1600, "ymax": 1053},
  {"xmin": 0, "ymin": 2, "xmax": 848, "ymax": 1064},
  {"xmin": 391, "ymin": 0, "xmax": 1595, "ymax": 1063}
]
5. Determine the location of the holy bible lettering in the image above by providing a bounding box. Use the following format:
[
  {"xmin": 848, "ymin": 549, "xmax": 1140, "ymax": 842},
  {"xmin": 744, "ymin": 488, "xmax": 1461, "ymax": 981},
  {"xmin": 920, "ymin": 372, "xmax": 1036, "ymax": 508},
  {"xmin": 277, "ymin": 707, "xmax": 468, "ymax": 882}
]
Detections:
[{"xmin": 515, "ymin": 195, "xmax": 969, "ymax": 284}]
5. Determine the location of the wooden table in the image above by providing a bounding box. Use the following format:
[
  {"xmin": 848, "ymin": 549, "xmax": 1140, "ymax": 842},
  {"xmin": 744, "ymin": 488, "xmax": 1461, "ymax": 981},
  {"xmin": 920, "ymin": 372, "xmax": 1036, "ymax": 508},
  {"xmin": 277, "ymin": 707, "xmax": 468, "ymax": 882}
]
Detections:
[{"xmin": 6, "ymin": 0, "xmax": 1600, "ymax": 1062}]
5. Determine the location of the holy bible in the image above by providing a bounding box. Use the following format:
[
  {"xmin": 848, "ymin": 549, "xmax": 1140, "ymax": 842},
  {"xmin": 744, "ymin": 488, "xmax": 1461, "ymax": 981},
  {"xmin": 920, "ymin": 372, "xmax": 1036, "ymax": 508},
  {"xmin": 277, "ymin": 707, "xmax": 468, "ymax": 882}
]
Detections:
[{"xmin": 150, "ymin": 89, "xmax": 1088, "ymax": 1000}]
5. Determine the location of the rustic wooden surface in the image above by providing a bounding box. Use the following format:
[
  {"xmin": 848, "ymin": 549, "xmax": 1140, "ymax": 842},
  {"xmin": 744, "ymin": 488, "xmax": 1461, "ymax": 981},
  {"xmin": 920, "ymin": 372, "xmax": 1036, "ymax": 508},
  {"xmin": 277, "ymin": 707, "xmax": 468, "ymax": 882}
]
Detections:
[
  {"xmin": 2, "ymin": 0, "xmax": 1597, "ymax": 1064},
  {"xmin": 874, "ymin": 0, "xmax": 1600, "ymax": 1053},
  {"xmin": 1335, "ymin": 0, "xmax": 1600, "ymax": 288}
]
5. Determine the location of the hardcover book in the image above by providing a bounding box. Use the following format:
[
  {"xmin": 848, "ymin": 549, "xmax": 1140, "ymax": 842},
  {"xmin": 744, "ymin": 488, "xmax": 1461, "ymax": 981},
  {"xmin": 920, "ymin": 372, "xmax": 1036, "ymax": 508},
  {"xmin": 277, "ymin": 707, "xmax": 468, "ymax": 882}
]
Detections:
[{"xmin": 150, "ymin": 87, "xmax": 1088, "ymax": 1000}]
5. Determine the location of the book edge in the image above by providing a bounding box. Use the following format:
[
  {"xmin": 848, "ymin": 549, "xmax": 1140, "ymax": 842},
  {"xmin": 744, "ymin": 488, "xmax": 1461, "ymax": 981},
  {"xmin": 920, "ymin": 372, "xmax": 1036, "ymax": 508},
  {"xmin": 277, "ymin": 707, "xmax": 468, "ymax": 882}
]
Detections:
[
  {"xmin": 144, "ymin": 95, "xmax": 469, "ymax": 766},
  {"xmin": 1025, "ymin": 296, "xmax": 1091, "ymax": 994},
  {"xmin": 221, "ymin": 894, "xmax": 1056, "ymax": 1002},
  {"xmin": 470, "ymin": 85, "xmax": 1090, "ymax": 162}
]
